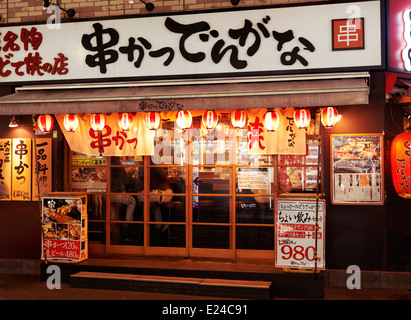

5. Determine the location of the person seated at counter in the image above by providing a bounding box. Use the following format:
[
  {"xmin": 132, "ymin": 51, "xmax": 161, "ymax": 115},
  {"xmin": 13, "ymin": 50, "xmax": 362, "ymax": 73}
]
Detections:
[{"xmin": 110, "ymin": 167, "xmax": 136, "ymax": 221}]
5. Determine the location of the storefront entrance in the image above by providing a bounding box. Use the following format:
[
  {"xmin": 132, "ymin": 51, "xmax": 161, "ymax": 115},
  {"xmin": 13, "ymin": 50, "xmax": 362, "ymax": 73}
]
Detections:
[{"xmin": 70, "ymin": 109, "xmax": 321, "ymax": 260}]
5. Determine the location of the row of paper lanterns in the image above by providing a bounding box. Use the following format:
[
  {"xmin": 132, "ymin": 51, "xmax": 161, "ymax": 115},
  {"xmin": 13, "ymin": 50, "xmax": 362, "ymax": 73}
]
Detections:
[{"xmin": 36, "ymin": 107, "xmax": 341, "ymax": 133}]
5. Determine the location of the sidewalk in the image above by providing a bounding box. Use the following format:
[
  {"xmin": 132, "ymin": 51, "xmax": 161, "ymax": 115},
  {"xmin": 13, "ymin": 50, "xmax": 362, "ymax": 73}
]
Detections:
[{"xmin": 1, "ymin": 273, "xmax": 411, "ymax": 300}]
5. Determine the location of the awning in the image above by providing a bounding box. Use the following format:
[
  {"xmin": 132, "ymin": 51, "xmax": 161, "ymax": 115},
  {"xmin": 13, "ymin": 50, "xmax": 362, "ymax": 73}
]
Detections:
[{"xmin": 0, "ymin": 73, "xmax": 370, "ymax": 115}]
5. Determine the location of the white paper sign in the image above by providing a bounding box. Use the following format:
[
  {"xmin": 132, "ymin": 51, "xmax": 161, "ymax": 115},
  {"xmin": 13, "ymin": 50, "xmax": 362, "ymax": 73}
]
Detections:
[{"xmin": 275, "ymin": 199, "xmax": 325, "ymax": 270}]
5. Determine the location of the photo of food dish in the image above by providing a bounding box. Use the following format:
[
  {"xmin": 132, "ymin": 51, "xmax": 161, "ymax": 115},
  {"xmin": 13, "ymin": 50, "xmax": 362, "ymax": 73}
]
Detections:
[
  {"xmin": 42, "ymin": 198, "xmax": 82, "ymax": 223},
  {"xmin": 332, "ymin": 136, "xmax": 381, "ymax": 174},
  {"xmin": 69, "ymin": 224, "xmax": 81, "ymax": 240},
  {"xmin": 43, "ymin": 223, "xmax": 56, "ymax": 239},
  {"xmin": 331, "ymin": 134, "xmax": 383, "ymax": 205},
  {"xmin": 56, "ymin": 224, "xmax": 69, "ymax": 240},
  {"xmin": 72, "ymin": 167, "xmax": 107, "ymax": 192}
]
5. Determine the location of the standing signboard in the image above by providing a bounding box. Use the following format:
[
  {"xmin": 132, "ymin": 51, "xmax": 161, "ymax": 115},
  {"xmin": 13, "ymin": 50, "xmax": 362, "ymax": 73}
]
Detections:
[
  {"xmin": 41, "ymin": 194, "xmax": 88, "ymax": 262},
  {"xmin": 275, "ymin": 199, "xmax": 325, "ymax": 270}
]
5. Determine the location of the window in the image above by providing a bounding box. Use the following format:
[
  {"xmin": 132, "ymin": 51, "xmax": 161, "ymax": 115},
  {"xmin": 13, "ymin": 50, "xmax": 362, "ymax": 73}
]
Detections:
[{"xmin": 68, "ymin": 109, "xmax": 322, "ymax": 258}]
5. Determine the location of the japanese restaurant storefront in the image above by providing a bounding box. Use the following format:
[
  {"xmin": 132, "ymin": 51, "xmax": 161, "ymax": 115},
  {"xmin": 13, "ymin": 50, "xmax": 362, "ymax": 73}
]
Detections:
[{"xmin": 0, "ymin": 0, "xmax": 392, "ymax": 272}]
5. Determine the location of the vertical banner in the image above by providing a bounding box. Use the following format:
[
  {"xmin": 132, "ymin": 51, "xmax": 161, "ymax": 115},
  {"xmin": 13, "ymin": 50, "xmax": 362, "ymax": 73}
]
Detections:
[
  {"xmin": 12, "ymin": 138, "xmax": 31, "ymax": 201},
  {"xmin": 247, "ymin": 108, "xmax": 307, "ymax": 155},
  {"xmin": 32, "ymin": 138, "xmax": 52, "ymax": 200},
  {"xmin": 0, "ymin": 139, "xmax": 12, "ymax": 200},
  {"xmin": 275, "ymin": 199, "xmax": 325, "ymax": 270}
]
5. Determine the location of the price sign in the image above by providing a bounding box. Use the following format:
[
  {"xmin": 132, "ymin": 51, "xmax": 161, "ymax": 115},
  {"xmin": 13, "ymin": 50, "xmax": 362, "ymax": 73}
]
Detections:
[
  {"xmin": 275, "ymin": 199, "xmax": 325, "ymax": 270},
  {"xmin": 41, "ymin": 196, "xmax": 87, "ymax": 262},
  {"xmin": 43, "ymin": 239, "xmax": 81, "ymax": 260}
]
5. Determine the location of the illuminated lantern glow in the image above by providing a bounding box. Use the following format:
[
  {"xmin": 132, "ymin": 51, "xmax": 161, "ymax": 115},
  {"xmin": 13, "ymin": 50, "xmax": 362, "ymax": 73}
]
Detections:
[
  {"xmin": 90, "ymin": 114, "xmax": 106, "ymax": 132},
  {"xmin": 321, "ymin": 107, "xmax": 339, "ymax": 128},
  {"xmin": 231, "ymin": 109, "xmax": 247, "ymax": 128},
  {"xmin": 37, "ymin": 114, "xmax": 54, "ymax": 133},
  {"xmin": 293, "ymin": 109, "xmax": 311, "ymax": 129},
  {"xmin": 118, "ymin": 112, "xmax": 134, "ymax": 131},
  {"xmin": 402, "ymin": 9, "xmax": 411, "ymax": 71},
  {"xmin": 176, "ymin": 110, "xmax": 192, "ymax": 130},
  {"xmin": 202, "ymin": 110, "xmax": 218, "ymax": 129},
  {"xmin": 145, "ymin": 112, "xmax": 161, "ymax": 130},
  {"xmin": 264, "ymin": 111, "xmax": 280, "ymax": 132},
  {"xmin": 391, "ymin": 129, "xmax": 411, "ymax": 199},
  {"xmin": 63, "ymin": 114, "xmax": 79, "ymax": 132}
]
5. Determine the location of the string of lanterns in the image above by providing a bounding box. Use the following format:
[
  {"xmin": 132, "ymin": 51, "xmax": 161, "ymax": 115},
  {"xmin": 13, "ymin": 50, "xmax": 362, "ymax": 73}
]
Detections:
[{"xmin": 35, "ymin": 107, "xmax": 342, "ymax": 134}]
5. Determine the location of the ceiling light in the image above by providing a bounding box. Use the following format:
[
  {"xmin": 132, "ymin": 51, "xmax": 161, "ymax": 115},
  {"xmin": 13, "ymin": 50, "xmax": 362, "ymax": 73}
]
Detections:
[{"xmin": 9, "ymin": 116, "xmax": 18, "ymax": 128}]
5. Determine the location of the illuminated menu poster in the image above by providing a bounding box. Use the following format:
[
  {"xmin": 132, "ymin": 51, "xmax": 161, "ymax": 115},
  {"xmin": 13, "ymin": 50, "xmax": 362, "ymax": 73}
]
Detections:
[
  {"xmin": 32, "ymin": 138, "xmax": 52, "ymax": 200},
  {"xmin": 237, "ymin": 167, "xmax": 269, "ymax": 190},
  {"xmin": 71, "ymin": 153, "xmax": 107, "ymax": 192},
  {"xmin": 0, "ymin": 139, "xmax": 12, "ymax": 201},
  {"xmin": 41, "ymin": 195, "xmax": 88, "ymax": 262},
  {"xmin": 12, "ymin": 138, "xmax": 31, "ymax": 201},
  {"xmin": 275, "ymin": 199, "xmax": 325, "ymax": 270},
  {"xmin": 331, "ymin": 134, "xmax": 384, "ymax": 205}
]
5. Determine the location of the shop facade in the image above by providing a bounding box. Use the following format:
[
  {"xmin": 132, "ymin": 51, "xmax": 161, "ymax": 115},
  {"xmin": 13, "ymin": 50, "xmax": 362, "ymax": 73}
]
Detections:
[{"xmin": 2, "ymin": 0, "xmax": 409, "ymax": 273}]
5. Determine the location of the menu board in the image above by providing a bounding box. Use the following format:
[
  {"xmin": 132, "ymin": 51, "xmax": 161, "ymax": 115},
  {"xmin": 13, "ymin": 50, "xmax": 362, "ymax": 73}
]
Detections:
[
  {"xmin": 32, "ymin": 138, "xmax": 52, "ymax": 201},
  {"xmin": 0, "ymin": 139, "xmax": 12, "ymax": 200},
  {"xmin": 331, "ymin": 134, "xmax": 384, "ymax": 205},
  {"xmin": 12, "ymin": 138, "xmax": 31, "ymax": 201},
  {"xmin": 275, "ymin": 199, "xmax": 325, "ymax": 270},
  {"xmin": 41, "ymin": 195, "xmax": 88, "ymax": 262},
  {"xmin": 237, "ymin": 167, "xmax": 269, "ymax": 190}
]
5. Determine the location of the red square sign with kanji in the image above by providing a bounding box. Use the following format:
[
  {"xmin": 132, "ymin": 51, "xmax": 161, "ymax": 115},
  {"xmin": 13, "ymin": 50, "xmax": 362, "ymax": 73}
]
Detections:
[{"xmin": 332, "ymin": 18, "xmax": 364, "ymax": 51}]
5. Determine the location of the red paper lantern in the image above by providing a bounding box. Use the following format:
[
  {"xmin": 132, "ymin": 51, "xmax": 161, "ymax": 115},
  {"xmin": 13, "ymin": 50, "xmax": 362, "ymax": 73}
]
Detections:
[
  {"xmin": 264, "ymin": 111, "xmax": 280, "ymax": 132},
  {"xmin": 294, "ymin": 109, "xmax": 311, "ymax": 129},
  {"xmin": 176, "ymin": 110, "xmax": 192, "ymax": 130},
  {"xmin": 202, "ymin": 110, "xmax": 218, "ymax": 129},
  {"xmin": 321, "ymin": 107, "xmax": 339, "ymax": 128},
  {"xmin": 63, "ymin": 114, "xmax": 79, "ymax": 132},
  {"xmin": 118, "ymin": 112, "xmax": 134, "ymax": 131},
  {"xmin": 145, "ymin": 112, "xmax": 161, "ymax": 130},
  {"xmin": 37, "ymin": 114, "xmax": 54, "ymax": 133},
  {"xmin": 391, "ymin": 129, "xmax": 411, "ymax": 199},
  {"xmin": 90, "ymin": 114, "xmax": 106, "ymax": 132},
  {"xmin": 231, "ymin": 109, "xmax": 247, "ymax": 128}
]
